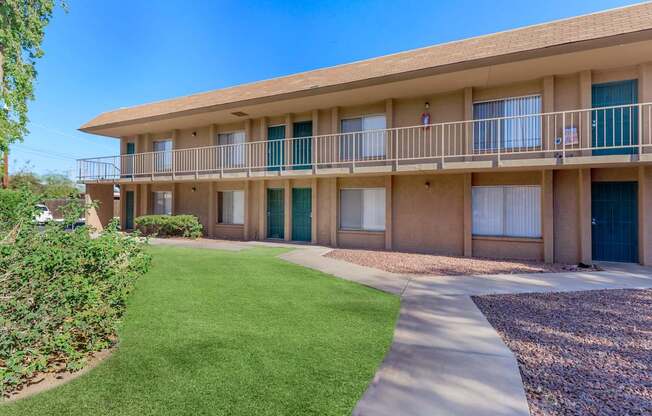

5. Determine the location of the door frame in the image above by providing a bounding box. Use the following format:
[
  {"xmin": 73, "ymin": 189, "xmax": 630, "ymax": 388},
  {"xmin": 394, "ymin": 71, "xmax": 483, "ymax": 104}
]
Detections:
[
  {"xmin": 266, "ymin": 187, "xmax": 285, "ymax": 239},
  {"xmin": 591, "ymin": 181, "xmax": 638, "ymax": 263},
  {"xmin": 292, "ymin": 121, "xmax": 313, "ymax": 170},
  {"xmin": 591, "ymin": 79, "xmax": 639, "ymax": 155},
  {"xmin": 267, "ymin": 125, "xmax": 286, "ymax": 172},
  {"xmin": 124, "ymin": 190, "xmax": 135, "ymax": 230},
  {"xmin": 291, "ymin": 187, "xmax": 312, "ymax": 242}
]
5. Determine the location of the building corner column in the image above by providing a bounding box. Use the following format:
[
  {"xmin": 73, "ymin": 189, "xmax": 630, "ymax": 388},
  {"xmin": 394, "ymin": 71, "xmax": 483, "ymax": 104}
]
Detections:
[
  {"xmin": 208, "ymin": 182, "xmax": 216, "ymax": 238},
  {"xmin": 543, "ymin": 76, "xmax": 555, "ymax": 152},
  {"xmin": 385, "ymin": 175, "xmax": 393, "ymax": 250},
  {"xmin": 579, "ymin": 71, "xmax": 592, "ymax": 155},
  {"xmin": 243, "ymin": 181, "xmax": 250, "ymax": 240},
  {"xmin": 542, "ymin": 170, "xmax": 554, "ymax": 263},
  {"xmin": 172, "ymin": 183, "xmax": 180, "ymax": 215},
  {"xmin": 119, "ymin": 187, "xmax": 126, "ymax": 230},
  {"xmin": 578, "ymin": 168, "xmax": 592, "ymax": 265},
  {"xmin": 284, "ymin": 179, "xmax": 291, "ymax": 241},
  {"xmin": 330, "ymin": 177, "xmax": 338, "ymax": 247},
  {"xmin": 463, "ymin": 87, "xmax": 473, "ymax": 158},
  {"xmin": 259, "ymin": 180, "xmax": 266, "ymax": 240},
  {"xmin": 311, "ymin": 178, "xmax": 318, "ymax": 244},
  {"xmin": 463, "ymin": 173, "xmax": 472, "ymax": 257}
]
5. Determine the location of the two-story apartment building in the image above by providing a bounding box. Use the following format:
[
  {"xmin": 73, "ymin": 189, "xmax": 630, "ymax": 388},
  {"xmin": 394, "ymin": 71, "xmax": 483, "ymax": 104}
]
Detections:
[{"xmin": 79, "ymin": 3, "xmax": 652, "ymax": 265}]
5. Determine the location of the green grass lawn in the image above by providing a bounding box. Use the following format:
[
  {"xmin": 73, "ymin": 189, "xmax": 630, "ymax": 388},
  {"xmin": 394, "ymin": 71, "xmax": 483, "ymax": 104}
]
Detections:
[{"xmin": 1, "ymin": 245, "xmax": 399, "ymax": 416}]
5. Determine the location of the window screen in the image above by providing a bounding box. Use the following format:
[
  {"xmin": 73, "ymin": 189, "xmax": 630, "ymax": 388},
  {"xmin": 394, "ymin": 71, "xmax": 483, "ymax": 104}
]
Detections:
[
  {"xmin": 472, "ymin": 185, "xmax": 541, "ymax": 238},
  {"xmin": 340, "ymin": 115, "xmax": 386, "ymax": 159},
  {"xmin": 152, "ymin": 191, "xmax": 172, "ymax": 215},
  {"xmin": 473, "ymin": 96, "xmax": 541, "ymax": 151},
  {"xmin": 217, "ymin": 132, "xmax": 246, "ymax": 167},
  {"xmin": 218, "ymin": 190, "xmax": 244, "ymax": 224},
  {"xmin": 340, "ymin": 188, "xmax": 385, "ymax": 231}
]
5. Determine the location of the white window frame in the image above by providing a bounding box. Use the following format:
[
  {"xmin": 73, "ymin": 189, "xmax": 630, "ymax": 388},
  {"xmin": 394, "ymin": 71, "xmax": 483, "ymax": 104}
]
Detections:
[
  {"xmin": 218, "ymin": 190, "xmax": 245, "ymax": 225},
  {"xmin": 152, "ymin": 191, "xmax": 173, "ymax": 216},
  {"xmin": 472, "ymin": 185, "xmax": 541, "ymax": 238},
  {"xmin": 216, "ymin": 131, "xmax": 246, "ymax": 168},
  {"xmin": 473, "ymin": 94, "xmax": 542, "ymax": 151},
  {"xmin": 340, "ymin": 114, "xmax": 387, "ymax": 159},
  {"xmin": 339, "ymin": 187, "xmax": 386, "ymax": 232}
]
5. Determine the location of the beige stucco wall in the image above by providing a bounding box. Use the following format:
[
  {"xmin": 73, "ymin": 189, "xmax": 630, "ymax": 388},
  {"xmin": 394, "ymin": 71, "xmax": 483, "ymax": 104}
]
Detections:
[
  {"xmin": 553, "ymin": 169, "xmax": 581, "ymax": 264},
  {"xmin": 85, "ymin": 184, "xmax": 115, "ymax": 231},
  {"xmin": 175, "ymin": 182, "xmax": 210, "ymax": 235},
  {"xmin": 392, "ymin": 173, "xmax": 465, "ymax": 255}
]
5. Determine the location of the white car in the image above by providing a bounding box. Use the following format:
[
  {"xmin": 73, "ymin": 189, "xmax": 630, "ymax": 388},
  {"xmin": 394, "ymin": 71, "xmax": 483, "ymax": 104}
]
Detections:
[{"xmin": 34, "ymin": 204, "xmax": 54, "ymax": 225}]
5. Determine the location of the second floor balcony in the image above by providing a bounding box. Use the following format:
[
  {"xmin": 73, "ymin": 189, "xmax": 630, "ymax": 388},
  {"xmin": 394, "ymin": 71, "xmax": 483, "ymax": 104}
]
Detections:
[{"xmin": 77, "ymin": 103, "xmax": 652, "ymax": 182}]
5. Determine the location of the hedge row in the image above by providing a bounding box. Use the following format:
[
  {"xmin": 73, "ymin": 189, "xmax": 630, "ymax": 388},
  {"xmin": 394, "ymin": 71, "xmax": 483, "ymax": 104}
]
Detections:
[{"xmin": 134, "ymin": 215, "xmax": 203, "ymax": 239}]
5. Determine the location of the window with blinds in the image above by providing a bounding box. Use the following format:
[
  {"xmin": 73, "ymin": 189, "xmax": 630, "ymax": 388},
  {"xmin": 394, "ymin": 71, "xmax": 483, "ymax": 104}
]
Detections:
[
  {"xmin": 218, "ymin": 190, "xmax": 244, "ymax": 224},
  {"xmin": 217, "ymin": 132, "xmax": 246, "ymax": 167},
  {"xmin": 472, "ymin": 185, "xmax": 541, "ymax": 238},
  {"xmin": 153, "ymin": 139, "xmax": 173, "ymax": 171},
  {"xmin": 340, "ymin": 115, "xmax": 386, "ymax": 160},
  {"xmin": 152, "ymin": 191, "xmax": 172, "ymax": 216},
  {"xmin": 473, "ymin": 95, "xmax": 542, "ymax": 152},
  {"xmin": 340, "ymin": 188, "xmax": 385, "ymax": 231}
]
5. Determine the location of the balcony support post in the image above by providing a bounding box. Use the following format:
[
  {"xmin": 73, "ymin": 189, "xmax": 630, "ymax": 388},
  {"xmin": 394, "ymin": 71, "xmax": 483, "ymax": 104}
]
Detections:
[{"xmin": 562, "ymin": 112, "xmax": 566, "ymax": 162}]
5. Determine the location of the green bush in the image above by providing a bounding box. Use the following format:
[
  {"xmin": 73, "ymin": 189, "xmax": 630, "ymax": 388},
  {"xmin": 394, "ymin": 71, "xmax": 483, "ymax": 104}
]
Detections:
[
  {"xmin": 135, "ymin": 215, "xmax": 203, "ymax": 239},
  {"xmin": 0, "ymin": 189, "xmax": 30, "ymax": 234},
  {"xmin": 0, "ymin": 189, "xmax": 151, "ymax": 396}
]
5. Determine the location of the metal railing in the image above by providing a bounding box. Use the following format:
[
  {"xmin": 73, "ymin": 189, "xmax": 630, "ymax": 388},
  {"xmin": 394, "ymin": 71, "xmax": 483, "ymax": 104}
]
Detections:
[{"xmin": 77, "ymin": 102, "xmax": 652, "ymax": 181}]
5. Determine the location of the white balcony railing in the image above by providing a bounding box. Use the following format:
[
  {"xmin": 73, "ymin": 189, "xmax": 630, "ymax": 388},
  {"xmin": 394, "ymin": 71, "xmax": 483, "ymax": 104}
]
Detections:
[{"xmin": 78, "ymin": 102, "xmax": 652, "ymax": 181}]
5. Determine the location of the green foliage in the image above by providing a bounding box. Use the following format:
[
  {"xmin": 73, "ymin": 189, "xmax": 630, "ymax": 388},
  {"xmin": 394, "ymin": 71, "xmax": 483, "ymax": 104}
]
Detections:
[
  {"xmin": 135, "ymin": 215, "xmax": 203, "ymax": 239},
  {"xmin": 0, "ymin": 1, "xmax": 64, "ymax": 149},
  {"xmin": 0, "ymin": 188, "xmax": 37, "ymax": 235},
  {"xmin": 39, "ymin": 173, "xmax": 79, "ymax": 198},
  {"xmin": 7, "ymin": 170, "xmax": 42, "ymax": 194},
  {"xmin": 0, "ymin": 245, "xmax": 399, "ymax": 415},
  {"xmin": 9, "ymin": 168, "xmax": 79, "ymax": 199},
  {"xmin": 0, "ymin": 189, "xmax": 150, "ymax": 396}
]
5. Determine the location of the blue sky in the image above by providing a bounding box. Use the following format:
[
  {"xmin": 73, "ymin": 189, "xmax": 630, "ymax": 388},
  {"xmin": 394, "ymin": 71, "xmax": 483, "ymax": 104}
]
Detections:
[{"xmin": 10, "ymin": 0, "xmax": 643, "ymax": 177}]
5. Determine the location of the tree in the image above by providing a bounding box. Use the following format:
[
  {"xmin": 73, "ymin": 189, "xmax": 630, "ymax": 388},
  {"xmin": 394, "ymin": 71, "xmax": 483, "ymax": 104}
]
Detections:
[
  {"xmin": 9, "ymin": 170, "xmax": 43, "ymax": 194},
  {"xmin": 40, "ymin": 172, "xmax": 78, "ymax": 198},
  {"xmin": 0, "ymin": 0, "xmax": 63, "ymax": 175}
]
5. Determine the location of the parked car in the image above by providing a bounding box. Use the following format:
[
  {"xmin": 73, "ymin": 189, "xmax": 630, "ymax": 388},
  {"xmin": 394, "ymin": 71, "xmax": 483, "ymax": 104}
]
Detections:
[{"xmin": 34, "ymin": 204, "xmax": 54, "ymax": 225}]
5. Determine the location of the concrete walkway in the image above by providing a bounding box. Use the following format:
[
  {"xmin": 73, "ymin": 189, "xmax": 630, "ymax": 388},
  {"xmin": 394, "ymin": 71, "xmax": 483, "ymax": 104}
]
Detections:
[
  {"xmin": 151, "ymin": 238, "xmax": 652, "ymax": 416},
  {"xmin": 281, "ymin": 248, "xmax": 652, "ymax": 416}
]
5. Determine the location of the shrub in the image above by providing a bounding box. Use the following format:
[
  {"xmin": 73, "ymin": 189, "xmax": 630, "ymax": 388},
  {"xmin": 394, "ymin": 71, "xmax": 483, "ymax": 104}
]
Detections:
[
  {"xmin": 0, "ymin": 189, "xmax": 31, "ymax": 234},
  {"xmin": 0, "ymin": 190, "xmax": 151, "ymax": 396},
  {"xmin": 135, "ymin": 215, "xmax": 203, "ymax": 239}
]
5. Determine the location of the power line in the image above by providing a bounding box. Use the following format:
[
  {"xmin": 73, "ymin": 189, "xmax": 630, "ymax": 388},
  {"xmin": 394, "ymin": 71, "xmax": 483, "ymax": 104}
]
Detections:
[
  {"xmin": 29, "ymin": 122, "xmax": 119, "ymax": 152},
  {"xmin": 12, "ymin": 147, "xmax": 77, "ymax": 163},
  {"xmin": 13, "ymin": 144, "xmax": 79, "ymax": 160}
]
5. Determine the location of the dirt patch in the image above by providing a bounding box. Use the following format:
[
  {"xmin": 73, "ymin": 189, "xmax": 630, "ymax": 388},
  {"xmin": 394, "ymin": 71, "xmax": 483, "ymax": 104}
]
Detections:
[
  {"xmin": 473, "ymin": 289, "xmax": 652, "ymax": 416},
  {"xmin": 325, "ymin": 248, "xmax": 595, "ymax": 276},
  {"xmin": 2, "ymin": 348, "xmax": 113, "ymax": 403}
]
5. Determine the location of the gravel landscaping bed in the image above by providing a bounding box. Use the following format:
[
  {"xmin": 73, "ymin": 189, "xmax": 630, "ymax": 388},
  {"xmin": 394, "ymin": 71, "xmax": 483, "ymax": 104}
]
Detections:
[
  {"xmin": 325, "ymin": 248, "xmax": 592, "ymax": 276},
  {"xmin": 473, "ymin": 289, "xmax": 652, "ymax": 416}
]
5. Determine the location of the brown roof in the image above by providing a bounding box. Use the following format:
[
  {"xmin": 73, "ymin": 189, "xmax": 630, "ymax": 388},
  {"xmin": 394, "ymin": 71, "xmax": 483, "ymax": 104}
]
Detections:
[{"xmin": 81, "ymin": 3, "xmax": 652, "ymax": 132}]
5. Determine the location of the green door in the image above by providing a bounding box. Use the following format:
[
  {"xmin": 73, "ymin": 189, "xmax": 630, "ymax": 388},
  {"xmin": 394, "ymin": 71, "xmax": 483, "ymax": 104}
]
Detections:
[
  {"xmin": 592, "ymin": 80, "xmax": 638, "ymax": 155},
  {"xmin": 292, "ymin": 121, "xmax": 312, "ymax": 170},
  {"xmin": 125, "ymin": 191, "xmax": 135, "ymax": 230},
  {"xmin": 267, "ymin": 188, "xmax": 284, "ymax": 239},
  {"xmin": 292, "ymin": 188, "xmax": 312, "ymax": 241},
  {"xmin": 591, "ymin": 181, "xmax": 638, "ymax": 263},
  {"xmin": 267, "ymin": 126, "xmax": 285, "ymax": 171}
]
